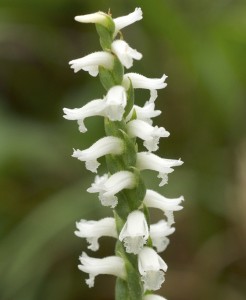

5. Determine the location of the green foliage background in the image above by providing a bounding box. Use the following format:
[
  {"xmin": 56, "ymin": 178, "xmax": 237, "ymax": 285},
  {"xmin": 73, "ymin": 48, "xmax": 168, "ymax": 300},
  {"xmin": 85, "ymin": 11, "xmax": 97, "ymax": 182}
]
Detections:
[{"xmin": 0, "ymin": 0, "xmax": 246, "ymax": 299}]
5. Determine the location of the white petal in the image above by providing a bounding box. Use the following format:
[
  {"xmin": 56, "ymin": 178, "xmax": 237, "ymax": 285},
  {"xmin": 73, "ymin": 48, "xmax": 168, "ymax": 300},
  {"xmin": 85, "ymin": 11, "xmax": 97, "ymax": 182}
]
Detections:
[
  {"xmin": 79, "ymin": 253, "xmax": 126, "ymax": 287},
  {"xmin": 75, "ymin": 218, "xmax": 117, "ymax": 251},
  {"xmin": 87, "ymin": 174, "xmax": 109, "ymax": 193},
  {"xmin": 111, "ymin": 40, "xmax": 142, "ymax": 69},
  {"xmin": 104, "ymin": 85, "xmax": 127, "ymax": 121},
  {"xmin": 126, "ymin": 90, "xmax": 161, "ymax": 124},
  {"xmin": 127, "ymin": 119, "xmax": 169, "ymax": 152},
  {"xmin": 72, "ymin": 136, "xmax": 124, "ymax": 173},
  {"xmin": 123, "ymin": 73, "xmax": 167, "ymax": 90},
  {"xmin": 69, "ymin": 51, "xmax": 114, "ymax": 75},
  {"xmin": 138, "ymin": 247, "xmax": 167, "ymax": 291},
  {"xmin": 75, "ymin": 12, "xmax": 108, "ymax": 24},
  {"xmin": 104, "ymin": 171, "xmax": 136, "ymax": 196},
  {"xmin": 113, "ymin": 7, "xmax": 143, "ymax": 35},
  {"xmin": 150, "ymin": 220, "xmax": 175, "ymax": 252},
  {"xmin": 63, "ymin": 99, "xmax": 106, "ymax": 133},
  {"xmin": 136, "ymin": 152, "xmax": 183, "ymax": 185},
  {"xmin": 119, "ymin": 210, "xmax": 149, "ymax": 254},
  {"xmin": 144, "ymin": 190, "xmax": 184, "ymax": 225}
]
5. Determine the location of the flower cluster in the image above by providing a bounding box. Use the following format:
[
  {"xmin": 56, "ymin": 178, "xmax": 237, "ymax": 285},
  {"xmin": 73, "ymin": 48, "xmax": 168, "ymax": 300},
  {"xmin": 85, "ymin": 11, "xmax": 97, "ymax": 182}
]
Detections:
[{"xmin": 63, "ymin": 7, "xmax": 184, "ymax": 300}]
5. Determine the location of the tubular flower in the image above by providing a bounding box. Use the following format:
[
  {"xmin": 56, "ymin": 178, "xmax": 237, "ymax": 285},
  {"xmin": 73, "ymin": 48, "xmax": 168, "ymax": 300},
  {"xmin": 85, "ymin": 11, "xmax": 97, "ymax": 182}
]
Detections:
[
  {"xmin": 111, "ymin": 39, "xmax": 142, "ymax": 69},
  {"xmin": 69, "ymin": 51, "xmax": 114, "ymax": 75},
  {"xmin": 123, "ymin": 73, "xmax": 167, "ymax": 91},
  {"xmin": 72, "ymin": 136, "xmax": 124, "ymax": 173},
  {"xmin": 126, "ymin": 90, "xmax": 161, "ymax": 124},
  {"xmin": 104, "ymin": 85, "xmax": 127, "ymax": 121},
  {"xmin": 63, "ymin": 99, "xmax": 106, "ymax": 133},
  {"xmin": 75, "ymin": 217, "xmax": 117, "ymax": 251},
  {"xmin": 126, "ymin": 119, "xmax": 170, "ymax": 152},
  {"xmin": 138, "ymin": 247, "xmax": 168, "ymax": 291},
  {"xmin": 119, "ymin": 210, "xmax": 149, "ymax": 254},
  {"xmin": 150, "ymin": 220, "xmax": 175, "ymax": 252},
  {"xmin": 79, "ymin": 253, "xmax": 126, "ymax": 288},
  {"xmin": 136, "ymin": 152, "xmax": 183, "ymax": 186},
  {"xmin": 87, "ymin": 171, "xmax": 136, "ymax": 208},
  {"xmin": 144, "ymin": 189, "xmax": 184, "ymax": 226}
]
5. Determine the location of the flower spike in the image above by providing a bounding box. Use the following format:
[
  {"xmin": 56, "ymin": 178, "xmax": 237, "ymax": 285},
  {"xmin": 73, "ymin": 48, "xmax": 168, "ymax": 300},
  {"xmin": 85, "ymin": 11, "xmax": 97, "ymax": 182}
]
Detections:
[{"xmin": 64, "ymin": 7, "xmax": 184, "ymax": 299}]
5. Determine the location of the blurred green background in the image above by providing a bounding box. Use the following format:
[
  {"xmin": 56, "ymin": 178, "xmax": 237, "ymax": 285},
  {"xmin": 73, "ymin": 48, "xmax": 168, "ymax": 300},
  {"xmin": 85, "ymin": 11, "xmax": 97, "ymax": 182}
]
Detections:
[{"xmin": 0, "ymin": 0, "xmax": 246, "ymax": 299}]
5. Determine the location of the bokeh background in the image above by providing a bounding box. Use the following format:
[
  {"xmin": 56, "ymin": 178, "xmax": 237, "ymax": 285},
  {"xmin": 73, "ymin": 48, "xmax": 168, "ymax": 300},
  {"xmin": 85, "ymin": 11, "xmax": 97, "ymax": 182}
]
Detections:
[{"xmin": 0, "ymin": 0, "xmax": 246, "ymax": 299}]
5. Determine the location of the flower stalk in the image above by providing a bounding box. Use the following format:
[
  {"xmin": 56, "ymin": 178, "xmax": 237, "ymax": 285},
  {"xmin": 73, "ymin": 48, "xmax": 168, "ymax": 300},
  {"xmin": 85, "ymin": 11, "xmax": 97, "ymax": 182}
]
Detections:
[{"xmin": 64, "ymin": 7, "xmax": 184, "ymax": 300}]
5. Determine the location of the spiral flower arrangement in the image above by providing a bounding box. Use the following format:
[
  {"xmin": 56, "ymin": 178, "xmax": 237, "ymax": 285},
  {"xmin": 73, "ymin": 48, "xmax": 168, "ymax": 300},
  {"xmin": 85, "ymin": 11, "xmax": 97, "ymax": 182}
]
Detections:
[{"xmin": 63, "ymin": 7, "xmax": 184, "ymax": 300}]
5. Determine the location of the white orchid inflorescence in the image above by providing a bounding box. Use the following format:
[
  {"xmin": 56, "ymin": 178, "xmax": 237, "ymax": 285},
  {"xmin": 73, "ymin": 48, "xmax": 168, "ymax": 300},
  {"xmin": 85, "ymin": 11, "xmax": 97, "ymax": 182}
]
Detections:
[{"xmin": 63, "ymin": 7, "xmax": 184, "ymax": 300}]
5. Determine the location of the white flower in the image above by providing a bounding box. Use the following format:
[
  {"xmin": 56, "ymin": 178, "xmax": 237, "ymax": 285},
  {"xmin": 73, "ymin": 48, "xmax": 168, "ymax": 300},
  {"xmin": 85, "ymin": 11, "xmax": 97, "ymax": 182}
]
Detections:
[
  {"xmin": 119, "ymin": 210, "xmax": 149, "ymax": 254},
  {"xmin": 126, "ymin": 119, "xmax": 170, "ymax": 152},
  {"xmin": 136, "ymin": 152, "xmax": 183, "ymax": 186},
  {"xmin": 144, "ymin": 189, "xmax": 184, "ymax": 226},
  {"xmin": 87, "ymin": 171, "xmax": 136, "ymax": 208},
  {"xmin": 123, "ymin": 73, "xmax": 167, "ymax": 90},
  {"xmin": 63, "ymin": 99, "xmax": 106, "ymax": 133},
  {"xmin": 150, "ymin": 220, "xmax": 175, "ymax": 252},
  {"xmin": 113, "ymin": 7, "xmax": 143, "ymax": 36},
  {"xmin": 72, "ymin": 136, "xmax": 124, "ymax": 173},
  {"xmin": 79, "ymin": 252, "xmax": 126, "ymax": 288},
  {"xmin": 126, "ymin": 90, "xmax": 161, "ymax": 125},
  {"xmin": 69, "ymin": 51, "xmax": 114, "ymax": 76},
  {"xmin": 75, "ymin": 217, "xmax": 117, "ymax": 251},
  {"xmin": 138, "ymin": 247, "xmax": 167, "ymax": 291},
  {"xmin": 104, "ymin": 85, "xmax": 127, "ymax": 121},
  {"xmin": 144, "ymin": 294, "xmax": 168, "ymax": 300},
  {"xmin": 134, "ymin": 90, "xmax": 161, "ymax": 124},
  {"xmin": 111, "ymin": 40, "xmax": 142, "ymax": 69},
  {"xmin": 75, "ymin": 11, "xmax": 109, "ymax": 25}
]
